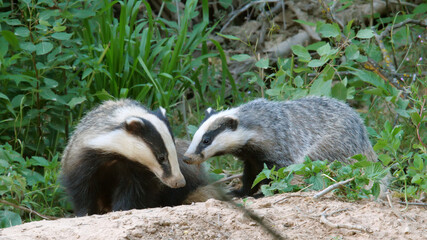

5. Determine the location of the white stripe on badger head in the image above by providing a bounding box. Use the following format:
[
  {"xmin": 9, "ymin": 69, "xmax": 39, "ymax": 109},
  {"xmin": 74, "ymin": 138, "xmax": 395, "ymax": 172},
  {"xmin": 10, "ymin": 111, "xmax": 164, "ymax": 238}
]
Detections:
[
  {"xmin": 141, "ymin": 112, "xmax": 182, "ymax": 182},
  {"xmin": 185, "ymin": 108, "xmax": 239, "ymax": 156},
  {"xmin": 202, "ymin": 127, "xmax": 257, "ymax": 160},
  {"xmin": 85, "ymin": 130, "xmax": 159, "ymax": 171}
]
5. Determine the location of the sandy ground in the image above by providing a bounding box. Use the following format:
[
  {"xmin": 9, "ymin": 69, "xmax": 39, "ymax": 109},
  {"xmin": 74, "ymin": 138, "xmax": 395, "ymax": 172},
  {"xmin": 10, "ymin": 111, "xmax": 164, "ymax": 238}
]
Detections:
[{"xmin": 1, "ymin": 192, "xmax": 425, "ymax": 240}]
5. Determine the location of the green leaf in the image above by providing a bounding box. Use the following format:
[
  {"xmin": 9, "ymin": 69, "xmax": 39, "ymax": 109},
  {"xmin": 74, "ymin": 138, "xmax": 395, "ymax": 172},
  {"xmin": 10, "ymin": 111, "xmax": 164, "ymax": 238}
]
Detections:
[
  {"xmin": 331, "ymin": 82, "xmax": 347, "ymax": 100},
  {"xmin": 345, "ymin": 44, "xmax": 360, "ymax": 60},
  {"xmin": 309, "ymin": 79, "xmax": 332, "ymax": 96},
  {"xmin": 53, "ymin": 25, "xmax": 66, "ymax": 32},
  {"xmin": 413, "ymin": 154, "xmax": 424, "ymax": 171},
  {"xmin": 29, "ymin": 156, "xmax": 50, "ymax": 167},
  {"xmin": 294, "ymin": 76, "xmax": 304, "ymax": 87},
  {"xmin": 51, "ymin": 32, "xmax": 73, "ymax": 40},
  {"xmin": 291, "ymin": 45, "xmax": 311, "ymax": 62},
  {"xmin": 43, "ymin": 78, "xmax": 58, "ymax": 88},
  {"xmin": 216, "ymin": 33, "xmax": 241, "ymax": 41},
  {"xmin": 231, "ymin": 54, "xmax": 251, "ymax": 62},
  {"xmin": 1, "ymin": 31, "xmax": 20, "ymax": 50},
  {"xmin": 293, "ymin": 19, "xmax": 316, "ymax": 27},
  {"xmin": 20, "ymin": 42, "xmax": 36, "ymax": 53},
  {"xmin": 255, "ymin": 58, "xmax": 269, "ymax": 69},
  {"xmin": 317, "ymin": 23, "xmax": 340, "ymax": 38},
  {"xmin": 73, "ymin": 10, "xmax": 95, "ymax": 19},
  {"xmin": 82, "ymin": 68, "xmax": 93, "ymax": 80},
  {"xmin": 21, "ymin": 169, "xmax": 45, "ymax": 186},
  {"xmin": 371, "ymin": 182, "xmax": 380, "ymax": 198},
  {"xmin": 68, "ymin": 96, "xmax": 87, "ymax": 109},
  {"xmin": 413, "ymin": 3, "xmax": 427, "ymax": 14},
  {"xmin": 307, "ymin": 59, "xmax": 327, "ymax": 68},
  {"xmin": 35, "ymin": 41, "xmax": 53, "ymax": 55},
  {"xmin": 266, "ymin": 88, "xmax": 281, "ymax": 97},
  {"xmin": 14, "ymin": 27, "xmax": 30, "ymax": 37},
  {"xmin": 0, "ymin": 210, "xmax": 22, "ymax": 228},
  {"xmin": 356, "ymin": 29, "xmax": 374, "ymax": 39},
  {"xmin": 410, "ymin": 111, "xmax": 422, "ymax": 126},
  {"xmin": 5, "ymin": 19, "xmax": 21, "ymax": 26},
  {"xmin": 378, "ymin": 154, "xmax": 392, "ymax": 166},
  {"xmin": 317, "ymin": 43, "xmax": 331, "ymax": 56},
  {"xmin": 0, "ymin": 93, "xmax": 9, "ymax": 101}
]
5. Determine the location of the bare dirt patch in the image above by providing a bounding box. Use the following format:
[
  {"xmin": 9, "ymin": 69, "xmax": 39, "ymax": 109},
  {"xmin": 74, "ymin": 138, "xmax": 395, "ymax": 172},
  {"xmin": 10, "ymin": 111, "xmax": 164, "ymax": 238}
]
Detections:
[{"xmin": 1, "ymin": 192, "xmax": 425, "ymax": 240}]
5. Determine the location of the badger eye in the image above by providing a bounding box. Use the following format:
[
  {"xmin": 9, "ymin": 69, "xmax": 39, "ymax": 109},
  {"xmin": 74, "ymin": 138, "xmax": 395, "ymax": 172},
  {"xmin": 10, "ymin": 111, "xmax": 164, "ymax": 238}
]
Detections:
[
  {"xmin": 158, "ymin": 155, "xmax": 166, "ymax": 162},
  {"xmin": 202, "ymin": 136, "xmax": 211, "ymax": 145}
]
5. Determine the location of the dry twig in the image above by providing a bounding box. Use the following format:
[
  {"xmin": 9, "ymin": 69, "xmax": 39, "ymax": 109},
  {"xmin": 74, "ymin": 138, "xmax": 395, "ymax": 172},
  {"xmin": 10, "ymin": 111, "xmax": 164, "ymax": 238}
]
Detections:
[
  {"xmin": 0, "ymin": 199, "xmax": 59, "ymax": 220},
  {"xmin": 320, "ymin": 211, "xmax": 373, "ymax": 233},
  {"xmin": 213, "ymin": 173, "xmax": 244, "ymax": 185},
  {"xmin": 313, "ymin": 177, "xmax": 355, "ymax": 199}
]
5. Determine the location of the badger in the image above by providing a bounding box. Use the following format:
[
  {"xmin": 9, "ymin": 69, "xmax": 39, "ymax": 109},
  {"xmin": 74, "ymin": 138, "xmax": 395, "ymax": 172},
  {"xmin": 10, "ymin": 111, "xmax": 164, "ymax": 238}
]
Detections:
[
  {"xmin": 184, "ymin": 97, "xmax": 378, "ymax": 197},
  {"xmin": 61, "ymin": 99, "xmax": 215, "ymax": 216}
]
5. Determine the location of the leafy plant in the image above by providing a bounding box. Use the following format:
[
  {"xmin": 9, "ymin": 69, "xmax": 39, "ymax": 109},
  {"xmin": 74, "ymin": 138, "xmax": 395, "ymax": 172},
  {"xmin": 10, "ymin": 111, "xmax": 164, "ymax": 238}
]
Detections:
[
  {"xmin": 0, "ymin": 144, "xmax": 68, "ymax": 228},
  {"xmin": 254, "ymin": 156, "xmax": 389, "ymax": 200}
]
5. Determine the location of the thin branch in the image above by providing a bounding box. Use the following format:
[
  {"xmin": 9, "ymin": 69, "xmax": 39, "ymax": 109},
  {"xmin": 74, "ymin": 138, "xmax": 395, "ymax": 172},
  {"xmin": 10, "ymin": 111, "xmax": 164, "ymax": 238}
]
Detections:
[
  {"xmin": 0, "ymin": 199, "xmax": 59, "ymax": 220},
  {"xmin": 213, "ymin": 173, "xmax": 244, "ymax": 185},
  {"xmin": 398, "ymin": 201, "xmax": 427, "ymax": 207},
  {"xmin": 313, "ymin": 177, "xmax": 355, "ymax": 199},
  {"xmin": 320, "ymin": 211, "xmax": 373, "ymax": 233}
]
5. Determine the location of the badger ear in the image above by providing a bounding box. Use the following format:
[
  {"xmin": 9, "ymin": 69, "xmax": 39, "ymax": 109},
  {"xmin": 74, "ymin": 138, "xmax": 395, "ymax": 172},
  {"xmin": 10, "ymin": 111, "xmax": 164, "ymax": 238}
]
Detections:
[
  {"xmin": 224, "ymin": 116, "xmax": 238, "ymax": 131},
  {"xmin": 205, "ymin": 107, "xmax": 216, "ymax": 115},
  {"xmin": 125, "ymin": 117, "xmax": 145, "ymax": 133}
]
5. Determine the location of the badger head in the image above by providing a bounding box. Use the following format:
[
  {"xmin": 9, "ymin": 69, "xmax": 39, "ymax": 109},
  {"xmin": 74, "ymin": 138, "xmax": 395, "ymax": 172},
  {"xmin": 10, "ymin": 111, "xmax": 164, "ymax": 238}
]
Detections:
[
  {"xmin": 85, "ymin": 104, "xmax": 185, "ymax": 188},
  {"xmin": 184, "ymin": 107, "xmax": 252, "ymax": 164}
]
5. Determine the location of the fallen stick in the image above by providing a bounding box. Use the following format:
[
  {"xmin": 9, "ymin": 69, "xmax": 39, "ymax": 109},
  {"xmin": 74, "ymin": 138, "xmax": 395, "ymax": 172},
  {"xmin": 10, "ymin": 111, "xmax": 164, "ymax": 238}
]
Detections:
[
  {"xmin": 313, "ymin": 177, "xmax": 355, "ymax": 199},
  {"xmin": 0, "ymin": 199, "xmax": 59, "ymax": 220},
  {"xmin": 320, "ymin": 211, "xmax": 372, "ymax": 233}
]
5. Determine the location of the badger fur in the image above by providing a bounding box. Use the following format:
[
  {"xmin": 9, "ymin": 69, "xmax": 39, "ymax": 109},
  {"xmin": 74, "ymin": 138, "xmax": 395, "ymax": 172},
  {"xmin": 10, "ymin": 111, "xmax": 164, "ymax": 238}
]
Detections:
[
  {"xmin": 61, "ymin": 99, "xmax": 214, "ymax": 216},
  {"xmin": 184, "ymin": 97, "xmax": 378, "ymax": 197}
]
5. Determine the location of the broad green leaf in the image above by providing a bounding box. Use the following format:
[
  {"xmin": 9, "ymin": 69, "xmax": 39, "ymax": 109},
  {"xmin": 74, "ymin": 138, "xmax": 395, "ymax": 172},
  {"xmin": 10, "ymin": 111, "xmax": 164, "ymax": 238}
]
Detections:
[
  {"xmin": 1, "ymin": 31, "xmax": 19, "ymax": 50},
  {"xmin": 266, "ymin": 88, "xmax": 281, "ymax": 97},
  {"xmin": 35, "ymin": 41, "xmax": 53, "ymax": 55},
  {"xmin": 309, "ymin": 78, "xmax": 331, "ymax": 96},
  {"xmin": 410, "ymin": 111, "xmax": 422, "ymax": 126},
  {"xmin": 53, "ymin": 25, "xmax": 66, "ymax": 32},
  {"xmin": 356, "ymin": 29, "xmax": 374, "ymax": 39},
  {"xmin": 307, "ymin": 59, "xmax": 326, "ymax": 67},
  {"xmin": 0, "ymin": 93, "xmax": 9, "ymax": 101},
  {"xmin": 294, "ymin": 76, "xmax": 304, "ymax": 87},
  {"xmin": 231, "ymin": 54, "xmax": 251, "ymax": 62},
  {"xmin": 291, "ymin": 45, "xmax": 311, "ymax": 62},
  {"xmin": 51, "ymin": 32, "xmax": 73, "ymax": 40},
  {"xmin": 255, "ymin": 58, "xmax": 269, "ymax": 69},
  {"xmin": 39, "ymin": 19, "xmax": 51, "ymax": 26},
  {"xmin": 68, "ymin": 96, "xmax": 86, "ymax": 109},
  {"xmin": 20, "ymin": 42, "xmax": 36, "ymax": 52},
  {"xmin": 413, "ymin": 154, "xmax": 424, "ymax": 171},
  {"xmin": 21, "ymin": 169, "xmax": 45, "ymax": 186},
  {"xmin": 73, "ymin": 10, "xmax": 95, "ymax": 19},
  {"xmin": 378, "ymin": 154, "xmax": 392, "ymax": 166},
  {"xmin": 317, "ymin": 43, "xmax": 331, "ymax": 56},
  {"xmin": 5, "ymin": 19, "xmax": 21, "ymax": 26},
  {"xmin": 14, "ymin": 27, "xmax": 30, "ymax": 37},
  {"xmin": 0, "ymin": 210, "xmax": 22, "ymax": 228},
  {"xmin": 29, "ymin": 156, "xmax": 50, "ymax": 167},
  {"xmin": 331, "ymin": 82, "xmax": 347, "ymax": 100},
  {"xmin": 345, "ymin": 44, "xmax": 360, "ymax": 60},
  {"xmin": 293, "ymin": 19, "xmax": 316, "ymax": 27},
  {"xmin": 82, "ymin": 68, "xmax": 93, "ymax": 79},
  {"xmin": 317, "ymin": 23, "xmax": 340, "ymax": 38},
  {"xmin": 43, "ymin": 78, "xmax": 58, "ymax": 88},
  {"xmin": 40, "ymin": 87, "xmax": 58, "ymax": 101}
]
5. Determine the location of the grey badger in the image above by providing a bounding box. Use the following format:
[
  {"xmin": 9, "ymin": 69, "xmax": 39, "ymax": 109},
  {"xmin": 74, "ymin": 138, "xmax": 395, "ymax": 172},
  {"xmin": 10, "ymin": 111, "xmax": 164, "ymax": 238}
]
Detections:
[
  {"xmin": 61, "ymin": 99, "xmax": 216, "ymax": 216},
  {"xmin": 184, "ymin": 97, "xmax": 378, "ymax": 197}
]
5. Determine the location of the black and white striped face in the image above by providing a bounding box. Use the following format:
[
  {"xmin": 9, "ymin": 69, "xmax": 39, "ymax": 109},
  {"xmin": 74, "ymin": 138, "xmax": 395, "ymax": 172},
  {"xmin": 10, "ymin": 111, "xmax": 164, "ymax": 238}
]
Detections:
[
  {"xmin": 86, "ymin": 104, "xmax": 185, "ymax": 188},
  {"xmin": 184, "ymin": 107, "xmax": 253, "ymax": 164}
]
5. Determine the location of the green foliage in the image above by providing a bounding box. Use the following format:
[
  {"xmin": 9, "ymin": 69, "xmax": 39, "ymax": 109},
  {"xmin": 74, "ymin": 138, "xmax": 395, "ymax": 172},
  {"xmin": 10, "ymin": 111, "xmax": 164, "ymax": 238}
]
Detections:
[
  {"xmin": 254, "ymin": 157, "xmax": 389, "ymax": 200},
  {"xmin": 0, "ymin": 144, "xmax": 69, "ymax": 228}
]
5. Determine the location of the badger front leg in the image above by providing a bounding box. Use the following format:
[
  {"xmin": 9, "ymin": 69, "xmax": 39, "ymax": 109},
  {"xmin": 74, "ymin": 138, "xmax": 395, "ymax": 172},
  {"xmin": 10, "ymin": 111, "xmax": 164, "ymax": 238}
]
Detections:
[{"xmin": 232, "ymin": 159, "xmax": 266, "ymax": 197}]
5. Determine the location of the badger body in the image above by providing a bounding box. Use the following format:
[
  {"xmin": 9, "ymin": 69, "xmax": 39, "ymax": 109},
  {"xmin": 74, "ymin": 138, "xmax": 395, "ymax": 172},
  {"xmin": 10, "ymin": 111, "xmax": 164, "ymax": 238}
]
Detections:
[
  {"xmin": 184, "ymin": 97, "xmax": 377, "ymax": 196},
  {"xmin": 61, "ymin": 99, "xmax": 212, "ymax": 216}
]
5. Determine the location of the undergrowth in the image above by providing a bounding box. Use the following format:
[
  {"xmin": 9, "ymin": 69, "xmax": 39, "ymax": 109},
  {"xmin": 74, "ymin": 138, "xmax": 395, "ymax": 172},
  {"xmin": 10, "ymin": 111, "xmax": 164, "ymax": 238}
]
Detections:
[{"xmin": 0, "ymin": 0, "xmax": 426, "ymax": 228}]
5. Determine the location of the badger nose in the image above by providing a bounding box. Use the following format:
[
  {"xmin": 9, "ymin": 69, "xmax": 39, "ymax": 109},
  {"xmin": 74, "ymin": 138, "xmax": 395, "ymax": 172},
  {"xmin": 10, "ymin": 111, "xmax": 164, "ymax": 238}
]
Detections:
[
  {"xmin": 172, "ymin": 177, "xmax": 186, "ymax": 188},
  {"xmin": 182, "ymin": 155, "xmax": 191, "ymax": 164}
]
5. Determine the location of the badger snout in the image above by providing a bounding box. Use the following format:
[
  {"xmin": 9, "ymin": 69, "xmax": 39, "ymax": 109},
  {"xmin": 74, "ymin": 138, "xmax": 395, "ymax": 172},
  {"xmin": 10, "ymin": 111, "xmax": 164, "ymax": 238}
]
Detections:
[
  {"xmin": 164, "ymin": 174, "xmax": 186, "ymax": 188},
  {"xmin": 183, "ymin": 152, "xmax": 204, "ymax": 164}
]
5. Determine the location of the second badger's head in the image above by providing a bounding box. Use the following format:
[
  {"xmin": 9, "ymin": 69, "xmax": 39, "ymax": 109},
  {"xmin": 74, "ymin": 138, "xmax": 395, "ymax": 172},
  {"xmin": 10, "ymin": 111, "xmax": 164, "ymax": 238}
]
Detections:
[
  {"xmin": 75, "ymin": 99, "xmax": 185, "ymax": 188},
  {"xmin": 184, "ymin": 106, "xmax": 255, "ymax": 164}
]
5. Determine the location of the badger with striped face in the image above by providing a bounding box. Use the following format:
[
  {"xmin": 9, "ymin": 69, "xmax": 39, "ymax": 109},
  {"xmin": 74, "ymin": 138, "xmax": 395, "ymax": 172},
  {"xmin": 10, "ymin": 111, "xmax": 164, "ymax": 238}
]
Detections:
[
  {"xmin": 184, "ymin": 97, "xmax": 379, "ymax": 197},
  {"xmin": 61, "ymin": 99, "xmax": 210, "ymax": 216}
]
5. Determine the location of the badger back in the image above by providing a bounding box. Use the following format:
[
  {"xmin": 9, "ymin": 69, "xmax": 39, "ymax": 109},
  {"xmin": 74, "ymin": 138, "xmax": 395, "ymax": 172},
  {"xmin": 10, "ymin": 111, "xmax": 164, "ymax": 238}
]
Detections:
[{"xmin": 61, "ymin": 99, "xmax": 185, "ymax": 188}]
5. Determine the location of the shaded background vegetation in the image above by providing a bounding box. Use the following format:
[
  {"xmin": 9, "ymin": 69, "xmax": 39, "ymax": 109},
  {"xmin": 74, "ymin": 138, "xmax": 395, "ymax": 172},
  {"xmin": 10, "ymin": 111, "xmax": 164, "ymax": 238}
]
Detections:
[{"xmin": 0, "ymin": 0, "xmax": 425, "ymax": 227}]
